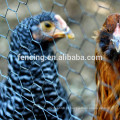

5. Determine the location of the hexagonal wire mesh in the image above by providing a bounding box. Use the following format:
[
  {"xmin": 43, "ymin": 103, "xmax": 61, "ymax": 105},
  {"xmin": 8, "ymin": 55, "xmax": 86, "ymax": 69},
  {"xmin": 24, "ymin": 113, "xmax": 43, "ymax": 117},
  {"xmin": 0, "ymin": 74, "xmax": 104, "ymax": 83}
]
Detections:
[{"xmin": 0, "ymin": 0, "xmax": 119, "ymax": 120}]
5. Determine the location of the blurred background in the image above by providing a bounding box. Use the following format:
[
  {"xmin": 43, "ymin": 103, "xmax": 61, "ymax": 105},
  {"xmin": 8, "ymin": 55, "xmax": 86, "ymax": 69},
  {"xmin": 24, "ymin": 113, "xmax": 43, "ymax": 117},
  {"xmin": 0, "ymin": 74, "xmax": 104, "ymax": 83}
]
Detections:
[{"xmin": 0, "ymin": 0, "xmax": 119, "ymax": 119}]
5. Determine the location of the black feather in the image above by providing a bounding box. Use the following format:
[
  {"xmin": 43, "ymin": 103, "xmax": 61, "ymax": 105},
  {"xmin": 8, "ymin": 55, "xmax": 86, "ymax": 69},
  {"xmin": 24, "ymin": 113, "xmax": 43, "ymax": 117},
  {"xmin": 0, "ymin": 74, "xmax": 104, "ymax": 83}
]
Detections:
[{"xmin": 0, "ymin": 11, "xmax": 74, "ymax": 120}]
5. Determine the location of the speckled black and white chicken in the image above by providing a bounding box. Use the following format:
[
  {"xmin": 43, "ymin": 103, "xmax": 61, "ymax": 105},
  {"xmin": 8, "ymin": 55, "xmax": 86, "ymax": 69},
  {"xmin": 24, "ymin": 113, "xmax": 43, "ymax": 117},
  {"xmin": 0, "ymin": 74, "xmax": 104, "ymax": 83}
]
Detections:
[{"xmin": 0, "ymin": 12, "xmax": 75, "ymax": 120}]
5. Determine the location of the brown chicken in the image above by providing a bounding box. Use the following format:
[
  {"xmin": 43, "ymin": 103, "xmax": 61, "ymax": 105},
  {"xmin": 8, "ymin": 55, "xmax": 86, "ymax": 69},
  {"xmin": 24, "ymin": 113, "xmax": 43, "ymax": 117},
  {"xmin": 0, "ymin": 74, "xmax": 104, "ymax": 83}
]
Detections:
[{"xmin": 93, "ymin": 13, "xmax": 120, "ymax": 120}]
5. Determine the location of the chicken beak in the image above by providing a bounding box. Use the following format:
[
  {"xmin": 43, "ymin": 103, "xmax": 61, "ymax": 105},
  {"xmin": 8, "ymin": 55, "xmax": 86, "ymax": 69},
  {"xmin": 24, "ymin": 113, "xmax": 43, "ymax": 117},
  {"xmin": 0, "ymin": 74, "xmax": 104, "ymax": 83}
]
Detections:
[
  {"xmin": 52, "ymin": 28, "xmax": 75, "ymax": 40},
  {"xmin": 66, "ymin": 30, "xmax": 75, "ymax": 39},
  {"xmin": 53, "ymin": 14, "xmax": 75, "ymax": 40},
  {"xmin": 111, "ymin": 23, "xmax": 120, "ymax": 52}
]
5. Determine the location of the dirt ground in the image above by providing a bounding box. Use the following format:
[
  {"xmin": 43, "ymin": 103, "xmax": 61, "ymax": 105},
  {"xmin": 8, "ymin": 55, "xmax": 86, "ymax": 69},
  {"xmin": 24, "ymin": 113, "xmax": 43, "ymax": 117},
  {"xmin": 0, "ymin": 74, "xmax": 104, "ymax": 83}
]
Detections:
[{"xmin": 0, "ymin": 0, "xmax": 119, "ymax": 119}]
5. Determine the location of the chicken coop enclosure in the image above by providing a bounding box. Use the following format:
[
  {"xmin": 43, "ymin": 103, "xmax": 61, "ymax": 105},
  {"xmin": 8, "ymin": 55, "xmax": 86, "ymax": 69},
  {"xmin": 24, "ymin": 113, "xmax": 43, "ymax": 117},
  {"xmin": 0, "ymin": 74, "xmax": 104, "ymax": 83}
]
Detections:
[{"xmin": 0, "ymin": 0, "xmax": 119, "ymax": 120}]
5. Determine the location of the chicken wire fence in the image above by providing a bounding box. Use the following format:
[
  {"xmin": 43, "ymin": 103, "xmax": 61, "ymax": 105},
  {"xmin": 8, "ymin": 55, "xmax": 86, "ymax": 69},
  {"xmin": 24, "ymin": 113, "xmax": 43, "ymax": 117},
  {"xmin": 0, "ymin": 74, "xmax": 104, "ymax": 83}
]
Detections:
[{"xmin": 0, "ymin": 0, "xmax": 118, "ymax": 120}]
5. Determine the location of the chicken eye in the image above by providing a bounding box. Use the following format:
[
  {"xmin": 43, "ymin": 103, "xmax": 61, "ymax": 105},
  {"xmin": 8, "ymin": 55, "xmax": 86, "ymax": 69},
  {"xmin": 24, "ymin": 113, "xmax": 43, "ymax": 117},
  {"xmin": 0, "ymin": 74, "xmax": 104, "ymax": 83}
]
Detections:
[
  {"xmin": 45, "ymin": 22, "xmax": 51, "ymax": 28},
  {"xmin": 40, "ymin": 21, "xmax": 54, "ymax": 32}
]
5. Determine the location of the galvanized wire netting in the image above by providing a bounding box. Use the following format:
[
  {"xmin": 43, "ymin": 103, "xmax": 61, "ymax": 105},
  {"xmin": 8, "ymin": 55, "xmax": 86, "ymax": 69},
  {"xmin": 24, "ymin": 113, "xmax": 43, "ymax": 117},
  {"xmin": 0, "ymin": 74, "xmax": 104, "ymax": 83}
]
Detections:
[{"xmin": 0, "ymin": 0, "xmax": 119, "ymax": 120}]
